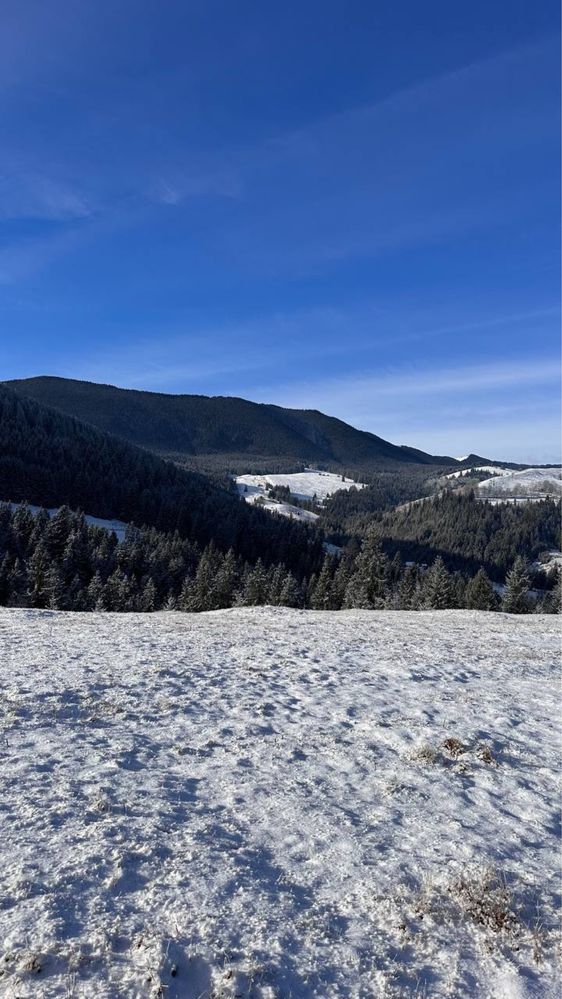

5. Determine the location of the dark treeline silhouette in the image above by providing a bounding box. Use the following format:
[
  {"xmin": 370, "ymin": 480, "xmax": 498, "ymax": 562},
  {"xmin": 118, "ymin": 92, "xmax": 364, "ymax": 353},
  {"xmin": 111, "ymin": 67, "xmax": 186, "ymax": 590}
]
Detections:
[
  {"xmin": 0, "ymin": 504, "xmax": 558, "ymax": 614},
  {"xmin": 6, "ymin": 375, "xmax": 457, "ymax": 472},
  {"xmin": 0, "ymin": 385, "xmax": 324, "ymax": 577}
]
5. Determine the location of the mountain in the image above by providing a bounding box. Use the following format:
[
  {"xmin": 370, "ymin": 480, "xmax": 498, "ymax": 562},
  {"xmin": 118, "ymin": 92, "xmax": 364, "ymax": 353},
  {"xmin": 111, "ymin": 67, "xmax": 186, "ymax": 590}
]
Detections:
[
  {"xmin": 6, "ymin": 376, "xmax": 459, "ymax": 473},
  {"xmin": 0, "ymin": 384, "xmax": 324, "ymax": 575}
]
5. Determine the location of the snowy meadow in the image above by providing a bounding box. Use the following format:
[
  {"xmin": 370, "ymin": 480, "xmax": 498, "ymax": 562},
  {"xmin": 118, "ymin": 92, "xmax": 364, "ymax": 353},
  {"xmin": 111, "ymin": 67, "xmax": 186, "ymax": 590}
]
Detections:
[{"xmin": 0, "ymin": 607, "xmax": 560, "ymax": 998}]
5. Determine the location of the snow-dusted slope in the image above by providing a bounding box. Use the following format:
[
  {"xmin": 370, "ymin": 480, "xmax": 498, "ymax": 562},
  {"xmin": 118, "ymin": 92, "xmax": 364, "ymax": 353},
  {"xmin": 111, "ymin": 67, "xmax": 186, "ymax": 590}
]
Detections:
[
  {"xmin": 237, "ymin": 492, "xmax": 319, "ymax": 522},
  {"xmin": 477, "ymin": 467, "xmax": 562, "ymax": 499},
  {"xmin": 7, "ymin": 502, "xmax": 128, "ymax": 541},
  {"xmin": 443, "ymin": 465, "xmax": 512, "ymax": 480},
  {"xmin": 0, "ymin": 608, "xmax": 559, "ymax": 998},
  {"xmin": 236, "ymin": 469, "xmax": 365, "ymax": 503}
]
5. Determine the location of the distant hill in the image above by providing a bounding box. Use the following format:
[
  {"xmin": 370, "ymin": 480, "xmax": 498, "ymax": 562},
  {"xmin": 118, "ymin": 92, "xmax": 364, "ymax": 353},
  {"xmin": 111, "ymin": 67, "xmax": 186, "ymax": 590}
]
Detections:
[{"xmin": 6, "ymin": 376, "xmax": 459, "ymax": 473}]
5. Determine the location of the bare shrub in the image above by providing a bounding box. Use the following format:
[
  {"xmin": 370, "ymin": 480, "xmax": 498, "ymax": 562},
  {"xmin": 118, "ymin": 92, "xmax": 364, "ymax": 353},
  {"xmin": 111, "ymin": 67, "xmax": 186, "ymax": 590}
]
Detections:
[
  {"xmin": 441, "ymin": 737, "xmax": 467, "ymax": 758},
  {"xmin": 475, "ymin": 743, "xmax": 495, "ymax": 764},
  {"xmin": 410, "ymin": 743, "xmax": 439, "ymax": 764},
  {"xmin": 447, "ymin": 868, "xmax": 517, "ymax": 935}
]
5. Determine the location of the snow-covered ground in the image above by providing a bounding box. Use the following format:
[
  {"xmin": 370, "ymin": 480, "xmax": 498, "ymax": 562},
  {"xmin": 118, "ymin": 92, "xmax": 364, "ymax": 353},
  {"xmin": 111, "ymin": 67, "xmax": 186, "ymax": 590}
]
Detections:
[
  {"xmin": 6, "ymin": 502, "xmax": 128, "ymax": 542},
  {"xmin": 443, "ymin": 465, "xmax": 512, "ymax": 481},
  {"xmin": 235, "ymin": 470, "xmax": 365, "ymax": 523},
  {"xmin": 236, "ymin": 470, "xmax": 365, "ymax": 504},
  {"xmin": 477, "ymin": 468, "xmax": 562, "ymax": 500},
  {"xmin": 0, "ymin": 608, "xmax": 560, "ymax": 998},
  {"xmin": 237, "ymin": 492, "xmax": 319, "ymax": 523}
]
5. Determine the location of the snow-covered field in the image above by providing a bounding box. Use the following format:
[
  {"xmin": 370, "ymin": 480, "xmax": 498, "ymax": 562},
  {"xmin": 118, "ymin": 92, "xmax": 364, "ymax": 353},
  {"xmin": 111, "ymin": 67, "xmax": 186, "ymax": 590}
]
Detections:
[
  {"xmin": 443, "ymin": 466, "xmax": 512, "ymax": 481},
  {"xmin": 477, "ymin": 468, "xmax": 562, "ymax": 500},
  {"xmin": 236, "ymin": 470, "xmax": 365, "ymax": 504},
  {"xmin": 235, "ymin": 491, "xmax": 319, "ymax": 523},
  {"xmin": 0, "ymin": 608, "xmax": 560, "ymax": 998}
]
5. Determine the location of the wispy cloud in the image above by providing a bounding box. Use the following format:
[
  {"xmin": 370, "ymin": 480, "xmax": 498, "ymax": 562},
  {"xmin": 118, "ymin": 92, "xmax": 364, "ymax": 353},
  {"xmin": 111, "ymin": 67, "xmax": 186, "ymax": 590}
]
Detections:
[
  {"xmin": 251, "ymin": 357, "xmax": 559, "ymax": 409},
  {"xmin": 0, "ymin": 171, "xmax": 92, "ymax": 222},
  {"xmin": 55, "ymin": 306, "xmax": 360, "ymax": 389},
  {"xmin": 244, "ymin": 356, "xmax": 561, "ymax": 462}
]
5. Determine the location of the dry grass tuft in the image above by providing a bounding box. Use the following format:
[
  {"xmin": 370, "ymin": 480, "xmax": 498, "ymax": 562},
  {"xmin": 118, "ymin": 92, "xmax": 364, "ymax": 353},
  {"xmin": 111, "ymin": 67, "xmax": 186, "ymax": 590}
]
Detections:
[
  {"xmin": 441, "ymin": 737, "xmax": 467, "ymax": 758},
  {"xmin": 410, "ymin": 743, "xmax": 440, "ymax": 764}
]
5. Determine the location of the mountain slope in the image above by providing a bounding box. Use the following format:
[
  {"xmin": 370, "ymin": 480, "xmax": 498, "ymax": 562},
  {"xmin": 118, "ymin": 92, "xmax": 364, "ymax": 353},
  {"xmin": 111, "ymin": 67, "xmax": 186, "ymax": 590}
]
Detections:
[
  {"xmin": 6, "ymin": 376, "xmax": 458, "ymax": 471},
  {"xmin": 0, "ymin": 384, "xmax": 323, "ymax": 573}
]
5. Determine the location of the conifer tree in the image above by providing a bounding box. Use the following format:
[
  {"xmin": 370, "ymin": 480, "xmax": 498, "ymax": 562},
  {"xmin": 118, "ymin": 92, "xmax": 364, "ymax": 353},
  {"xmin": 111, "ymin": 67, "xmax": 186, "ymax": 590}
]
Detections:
[
  {"xmin": 27, "ymin": 541, "xmax": 51, "ymax": 607},
  {"xmin": 423, "ymin": 556, "xmax": 453, "ymax": 610},
  {"xmin": 395, "ymin": 564, "xmax": 420, "ymax": 609},
  {"xmin": 310, "ymin": 555, "xmax": 335, "ymax": 610},
  {"xmin": 502, "ymin": 557, "xmax": 531, "ymax": 614},
  {"xmin": 539, "ymin": 572, "xmax": 561, "ymax": 614},
  {"xmin": 343, "ymin": 537, "xmax": 389, "ymax": 609},
  {"xmin": 139, "ymin": 577, "xmax": 157, "ymax": 612},
  {"xmin": 465, "ymin": 568, "xmax": 497, "ymax": 610},
  {"xmin": 214, "ymin": 549, "xmax": 238, "ymax": 608},
  {"xmin": 279, "ymin": 571, "xmax": 301, "ymax": 608},
  {"xmin": 238, "ymin": 559, "xmax": 268, "ymax": 606},
  {"xmin": 267, "ymin": 564, "xmax": 285, "ymax": 606},
  {"xmin": 86, "ymin": 571, "xmax": 105, "ymax": 610}
]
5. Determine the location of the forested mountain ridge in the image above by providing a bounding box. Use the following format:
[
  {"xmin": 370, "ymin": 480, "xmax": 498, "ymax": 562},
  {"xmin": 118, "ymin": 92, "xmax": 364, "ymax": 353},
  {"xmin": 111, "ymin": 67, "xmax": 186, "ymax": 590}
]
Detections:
[
  {"xmin": 0, "ymin": 385, "xmax": 558, "ymax": 614},
  {"xmin": 6, "ymin": 375, "xmax": 460, "ymax": 473},
  {"xmin": 0, "ymin": 384, "xmax": 324, "ymax": 575}
]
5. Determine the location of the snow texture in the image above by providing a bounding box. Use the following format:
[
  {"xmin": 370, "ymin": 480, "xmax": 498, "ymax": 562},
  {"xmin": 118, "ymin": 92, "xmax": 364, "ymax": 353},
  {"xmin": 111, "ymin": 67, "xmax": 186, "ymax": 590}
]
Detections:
[
  {"xmin": 7, "ymin": 504, "xmax": 128, "ymax": 542},
  {"xmin": 477, "ymin": 469, "xmax": 562, "ymax": 500},
  {"xmin": 443, "ymin": 466, "xmax": 512, "ymax": 481},
  {"xmin": 236, "ymin": 470, "xmax": 365, "ymax": 504},
  {"xmin": 236, "ymin": 492, "xmax": 319, "ymax": 522},
  {"xmin": 0, "ymin": 607, "xmax": 560, "ymax": 998}
]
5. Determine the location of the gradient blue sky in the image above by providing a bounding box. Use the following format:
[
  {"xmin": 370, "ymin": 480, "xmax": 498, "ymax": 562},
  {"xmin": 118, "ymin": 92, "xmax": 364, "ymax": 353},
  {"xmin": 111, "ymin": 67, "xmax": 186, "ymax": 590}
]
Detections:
[{"xmin": 1, "ymin": 0, "xmax": 560, "ymax": 461}]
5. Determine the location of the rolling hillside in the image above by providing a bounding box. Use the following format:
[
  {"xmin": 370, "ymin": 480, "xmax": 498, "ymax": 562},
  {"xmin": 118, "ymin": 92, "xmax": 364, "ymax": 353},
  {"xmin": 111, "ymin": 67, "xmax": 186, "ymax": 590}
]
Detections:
[{"xmin": 6, "ymin": 376, "xmax": 458, "ymax": 473}]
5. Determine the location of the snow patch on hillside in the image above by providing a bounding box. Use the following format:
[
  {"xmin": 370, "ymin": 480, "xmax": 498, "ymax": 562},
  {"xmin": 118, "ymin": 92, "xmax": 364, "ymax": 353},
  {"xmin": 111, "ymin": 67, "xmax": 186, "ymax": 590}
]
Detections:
[
  {"xmin": 238, "ymin": 492, "xmax": 319, "ymax": 522},
  {"xmin": 444, "ymin": 465, "xmax": 512, "ymax": 480},
  {"xmin": 236, "ymin": 468, "xmax": 365, "ymax": 503},
  {"xmin": 477, "ymin": 468, "xmax": 562, "ymax": 500},
  {"xmin": 6, "ymin": 502, "xmax": 128, "ymax": 541},
  {"xmin": 0, "ymin": 607, "xmax": 559, "ymax": 998}
]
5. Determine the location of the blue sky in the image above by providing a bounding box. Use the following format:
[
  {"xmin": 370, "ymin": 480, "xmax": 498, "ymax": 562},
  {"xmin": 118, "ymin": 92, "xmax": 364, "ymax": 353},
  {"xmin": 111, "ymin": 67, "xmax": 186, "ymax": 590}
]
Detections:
[{"xmin": 1, "ymin": 0, "xmax": 560, "ymax": 461}]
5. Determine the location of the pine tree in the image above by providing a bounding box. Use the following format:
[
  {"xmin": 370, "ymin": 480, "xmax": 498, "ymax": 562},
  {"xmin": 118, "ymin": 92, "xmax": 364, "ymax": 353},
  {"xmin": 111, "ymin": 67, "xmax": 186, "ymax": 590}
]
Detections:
[
  {"xmin": 103, "ymin": 568, "xmax": 133, "ymax": 611},
  {"xmin": 267, "ymin": 564, "xmax": 285, "ymax": 606},
  {"xmin": 539, "ymin": 572, "xmax": 561, "ymax": 614},
  {"xmin": 27, "ymin": 541, "xmax": 51, "ymax": 608},
  {"xmin": 0, "ymin": 553, "xmax": 12, "ymax": 605},
  {"xmin": 214, "ymin": 549, "xmax": 238, "ymax": 608},
  {"xmin": 86, "ymin": 571, "xmax": 105, "ymax": 610},
  {"xmin": 330, "ymin": 552, "xmax": 354, "ymax": 610},
  {"xmin": 238, "ymin": 559, "xmax": 268, "ymax": 606},
  {"xmin": 395, "ymin": 564, "xmax": 420, "ymax": 609},
  {"xmin": 139, "ymin": 577, "xmax": 157, "ymax": 612},
  {"xmin": 46, "ymin": 567, "xmax": 66, "ymax": 610},
  {"xmin": 46, "ymin": 506, "xmax": 73, "ymax": 559},
  {"xmin": 502, "ymin": 557, "xmax": 531, "ymax": 614},
  {"xmin": 423, "ymin": 557, "xmax": 453, "ymax": 610},
  {"xmin": 279, "ymin": 571, "xmax": 301, "ymax": 607},
  {"xmin": 465, "ymin": 568, "xmax": 497, "ymax": 610},
  {"xmin": 8, "ymin": 558, "xmax": 28, "ymax": 606},
  {"xmin": 178, "ymin": 575, "xmax": 195, "ymax": 611},
  {"xmin": 343, "ymin": 537, "xmax": 389, "ymax": 609},
  {"xmin": 310, "ymin": 556, "xmax": 334, "ymax": 609}
]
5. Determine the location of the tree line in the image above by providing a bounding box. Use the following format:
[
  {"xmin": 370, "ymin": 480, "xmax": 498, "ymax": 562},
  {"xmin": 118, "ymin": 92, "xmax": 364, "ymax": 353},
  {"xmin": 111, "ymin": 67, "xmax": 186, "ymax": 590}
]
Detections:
[
  {"xmin": 0, "ymin": 503, "xmax": 558, "ymax": 614},
  {"xmin": 324, "ymin": 489, "xmax": 561, "ymax": 581},
  {"xmin": 0, "ymin": 384, "xmax": 324, "ymax": 577}
]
